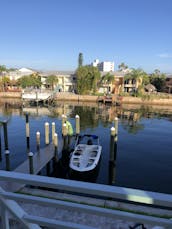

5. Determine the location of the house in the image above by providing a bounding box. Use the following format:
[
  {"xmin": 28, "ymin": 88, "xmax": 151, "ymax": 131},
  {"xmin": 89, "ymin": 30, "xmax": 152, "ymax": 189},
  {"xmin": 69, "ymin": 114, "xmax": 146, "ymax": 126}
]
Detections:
[
  {"xmin": 164, "ymin": 75, "xmax": 172, "ymax": 93},
  {"xmin": 40, "ymin": 71, "xmax": 76, "ymax": 92},
  {"xmin": 8, "ymin": 68, "xmax": 36, "ymax": 81},
  {"xmin": 99, "ymin": 71, "xmax": 124, "ymax": 94}
]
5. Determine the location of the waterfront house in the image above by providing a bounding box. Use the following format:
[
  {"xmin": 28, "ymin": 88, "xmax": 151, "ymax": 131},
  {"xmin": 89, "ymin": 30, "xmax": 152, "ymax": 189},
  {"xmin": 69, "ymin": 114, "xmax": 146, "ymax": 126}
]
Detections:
[
  {"xmin": 164, "ymin": 75, "xmax": 172, "ymax": 93},
  {"xmin": 99, "ymin": 71, "xmax": 125, "ymax": 94},
  {"xmin": 40, "ymin": 71, "xmax": 76, "ymax": 92},
  {"xmin": 8, "ymin": 68, "xmax": 37, "ymax": 81}
]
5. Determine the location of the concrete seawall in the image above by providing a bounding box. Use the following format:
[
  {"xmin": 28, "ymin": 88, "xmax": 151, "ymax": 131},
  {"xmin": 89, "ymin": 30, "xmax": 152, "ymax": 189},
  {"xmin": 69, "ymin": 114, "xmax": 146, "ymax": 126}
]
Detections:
[
  {"xmin": 0, "ymin": 92, "xmax": 21, "ymax": 98},
  {"xmin": 54, "ymin": 93, "xmax": 172, "ymax": 105},
  {"xmin": 1, "ymin": 92, "xmax": 172, "ymax": 105}
]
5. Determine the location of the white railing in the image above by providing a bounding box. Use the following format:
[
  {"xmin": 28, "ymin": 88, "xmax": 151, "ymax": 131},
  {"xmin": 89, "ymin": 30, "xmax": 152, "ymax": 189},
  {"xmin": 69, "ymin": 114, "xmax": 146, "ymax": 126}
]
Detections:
[{"xmin": 0, "ymin": 170, "xmax": 172, "ymax": 228}]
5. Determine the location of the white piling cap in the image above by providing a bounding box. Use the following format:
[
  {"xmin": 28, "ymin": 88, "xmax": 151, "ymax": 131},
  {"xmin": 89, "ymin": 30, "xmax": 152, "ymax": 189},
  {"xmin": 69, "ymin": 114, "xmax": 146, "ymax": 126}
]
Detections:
[
  {"xmin": 115, "ymin": 117, "xmax": 118, "ymax": 121},
  {"xmin": 45, "ymin": 122, "xmax": 49, "ymax": 126},
  {"xmin": 52, "ymin": 122, "xmax": 55, "ymax": 125},
  {"xmin": 5, "ymin": 150, "xmax": 10, "ymax": 154},
  {"xmin": 75, "ymin": 114, "xmax": 79, "ymax": 118},
  {"xmin": 28, "ymin": 152, "xmax": 33, "ymax": 157},
  {"xmin": 36, "ymin": 131, "xmax": 40, "ymax": 136}
]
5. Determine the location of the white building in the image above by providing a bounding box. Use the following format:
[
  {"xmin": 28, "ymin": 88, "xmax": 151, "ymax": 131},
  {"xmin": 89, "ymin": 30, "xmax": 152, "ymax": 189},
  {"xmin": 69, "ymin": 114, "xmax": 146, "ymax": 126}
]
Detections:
[
  {"xmin": 91, "ymin": 59, "xmax": 114, "ymax": 72},
  {"xmin": 8, "ymin": 68, "xmax": 35, "ymax": 81},
  {"xmin": 98, "ymin": 61, "xmax": 114, "ymax": 72}
]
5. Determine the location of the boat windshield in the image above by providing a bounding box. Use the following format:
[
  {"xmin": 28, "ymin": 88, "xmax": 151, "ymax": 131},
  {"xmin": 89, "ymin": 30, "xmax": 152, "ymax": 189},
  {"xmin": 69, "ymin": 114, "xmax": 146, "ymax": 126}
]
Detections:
[{"xmin": 77, "ymin": 134, "xmax": 99, "ymax": 145}]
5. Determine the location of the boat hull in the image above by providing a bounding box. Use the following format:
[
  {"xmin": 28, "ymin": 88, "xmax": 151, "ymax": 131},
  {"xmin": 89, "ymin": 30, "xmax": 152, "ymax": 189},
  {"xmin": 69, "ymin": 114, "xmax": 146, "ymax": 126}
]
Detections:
[{"xmin": 69, "ymin": 156, "xmax": 101, "ymax": 182}]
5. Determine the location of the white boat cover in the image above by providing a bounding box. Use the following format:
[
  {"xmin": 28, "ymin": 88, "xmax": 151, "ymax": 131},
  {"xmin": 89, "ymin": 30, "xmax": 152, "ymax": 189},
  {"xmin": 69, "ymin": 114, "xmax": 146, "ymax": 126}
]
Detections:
[{"xmin": 69, "ymin": 144, "xmax": 102, "ymax": 172}]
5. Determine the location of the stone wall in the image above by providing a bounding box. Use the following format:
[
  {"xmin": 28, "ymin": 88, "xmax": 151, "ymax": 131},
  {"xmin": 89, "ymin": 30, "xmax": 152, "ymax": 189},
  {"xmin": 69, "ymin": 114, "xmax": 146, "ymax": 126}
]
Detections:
[
  {"xmin": 0, "ymin": 92, "xmax": 21, "ymax": 98},
  {"xmin": 122, "ymin": 96, "xmax": 172, "ymax": 105}
]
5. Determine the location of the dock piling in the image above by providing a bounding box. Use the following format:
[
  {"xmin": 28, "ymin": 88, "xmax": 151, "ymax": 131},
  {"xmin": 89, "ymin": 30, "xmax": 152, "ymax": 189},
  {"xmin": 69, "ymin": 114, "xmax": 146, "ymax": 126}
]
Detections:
[
  {"xmin": 36, "ymin": 131, "xmax": 40, "ymax": 153},
  {"xmin": 5, "ymin": 150, "xmax": 10, "ymax": 171},
  {"xmin": 52, "ymin": 122, "xmax": 56, "ymax": 142},
  {"xmin": 61, "ymin": 114, "xmax": 67, "ymax": 130},
  {"xmin": 45, "ymin": 122, "xmax": 50, "ymax": 175},
  {"xmin": 75, "ymin": 114, "xmax": 80, "ymax": 135},
  {"xmin": 110, "ymin": 127, "xmax": 116, "ymax": 161},
  {"xmin": 25, "ymin": 113, "xmax": 30, "ymax": 153},
  {"xmin": 109, "ymin": 126, "xmax": 117, "ymax": 185},
  {"xmin": 45, "ymin": 122, "xmax": 50, "ymax": 145},
  {"xmin": 62, "ymin": 123, "xmax": 68, "ymax": 149},
  {"xmin": 53, "ymin": 133, "xmax": 58, "ymax": 168},
  {"xmin": 3, "ymin": 121, "xmax": 9, "ymax": 151},
  {"xmin": 114, "ymin": 117, "xmax": 118, "ymax": 142},
  {"xmin": 28, "ymin": 152, "xmax": 34, "ymax": 174}
]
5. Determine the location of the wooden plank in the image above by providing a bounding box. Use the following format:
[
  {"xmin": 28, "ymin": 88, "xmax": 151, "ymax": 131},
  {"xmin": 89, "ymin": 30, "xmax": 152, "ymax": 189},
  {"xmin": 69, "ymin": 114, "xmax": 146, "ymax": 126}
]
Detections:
[
  {"xmin": 14, "ymin": 143, "xmax": 54, "ymax": 174},
  {"xmin": 0, "ymin": 141, "xmax": 63, "ymax": 192}
]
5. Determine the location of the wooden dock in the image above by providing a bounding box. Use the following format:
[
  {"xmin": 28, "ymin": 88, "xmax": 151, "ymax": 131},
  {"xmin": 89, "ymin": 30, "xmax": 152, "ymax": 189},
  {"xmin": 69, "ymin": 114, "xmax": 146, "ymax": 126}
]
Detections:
[
  {"xmin": 98, "ymin": 95, "xmax": 122, "ymax": 105},
  {"xmin": 0, "ymin": 140, "xmax": 63, "ymax": 192}
]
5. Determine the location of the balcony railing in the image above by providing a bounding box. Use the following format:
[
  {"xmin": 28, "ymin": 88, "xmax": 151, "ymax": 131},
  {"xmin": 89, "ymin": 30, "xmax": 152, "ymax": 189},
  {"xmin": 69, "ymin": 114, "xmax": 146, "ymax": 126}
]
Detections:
[{"xmin": 0, "ymin": 171, "xmax": 172, "ymax": 228}]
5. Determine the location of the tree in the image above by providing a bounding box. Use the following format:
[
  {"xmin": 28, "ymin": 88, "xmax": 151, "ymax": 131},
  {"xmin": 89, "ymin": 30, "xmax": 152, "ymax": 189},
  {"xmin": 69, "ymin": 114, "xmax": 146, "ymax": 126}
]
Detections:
[
  {"xmin": 101, "ymin": 73, "xmax": 114, "ymax": 84},
  {"xmin": 150, "ymin": 69, "xmax": 166, "ymax": 92},
  {"xmin": 76, "ymin": 65, "xmax": 100, "ymax": 94},
  {"xmin": 78, "ymin": 53, "xmax": 83, "ymax": 68},
  {"xmin": 45, "ymin": 75, "xmax": 58, "ymax": 90},
  {"xmin": 0, "ymin": 65, "xmax": 7, "ymax": 73},
  {"xmin": 0, "ymin": 76, "xmax": 10, "ymax": 91},
  {"xmin": 118, "ymin": 62, "xmax": 128, "ymax": 71},
  {"xmin": 124, "ymin": 68, "xmax": 149, "ymax": 95},
  {"xmin": 17, "ymin": 74, "xmax": 42, "ymax": 88}
]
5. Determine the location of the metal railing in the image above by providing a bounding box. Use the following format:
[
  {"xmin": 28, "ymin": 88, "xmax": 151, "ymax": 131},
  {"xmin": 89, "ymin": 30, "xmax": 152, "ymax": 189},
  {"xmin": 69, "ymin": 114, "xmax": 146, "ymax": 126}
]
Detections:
[{"xmin": 0, "ymin": 170, "xmax": 172, "ymax": 228}]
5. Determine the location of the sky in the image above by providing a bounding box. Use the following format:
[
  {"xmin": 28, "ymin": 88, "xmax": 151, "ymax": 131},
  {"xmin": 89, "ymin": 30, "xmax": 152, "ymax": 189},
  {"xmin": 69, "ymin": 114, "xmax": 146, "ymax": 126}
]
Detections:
[{"xmin": 0, "ymin": 0, "xmax": 172, "ymax": 73}]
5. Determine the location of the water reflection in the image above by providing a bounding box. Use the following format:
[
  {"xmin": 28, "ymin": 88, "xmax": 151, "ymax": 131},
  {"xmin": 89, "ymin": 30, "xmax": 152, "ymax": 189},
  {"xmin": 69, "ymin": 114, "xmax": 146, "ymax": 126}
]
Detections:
[{"xmin": 1, "ymin": 99, "xmax": 172, "ymax": 193}]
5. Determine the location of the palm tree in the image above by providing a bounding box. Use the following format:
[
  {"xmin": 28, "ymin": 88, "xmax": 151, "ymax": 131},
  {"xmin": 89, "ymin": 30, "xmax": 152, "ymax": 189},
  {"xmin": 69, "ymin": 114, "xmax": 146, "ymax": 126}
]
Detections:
[
  {"xmin": 124, "ymin": 68, "xmax": 149, "ymax": 94},
  {"xmin": 46, "ymin": 75, "xmax": 58, "ymax": 90},
  {"xmin": 78, "ymin": 53, "xmax": 83, "ymax": 68},
  {"xmin": 118, "ymin": 62, "xmax": 128, "ymax": 71}
]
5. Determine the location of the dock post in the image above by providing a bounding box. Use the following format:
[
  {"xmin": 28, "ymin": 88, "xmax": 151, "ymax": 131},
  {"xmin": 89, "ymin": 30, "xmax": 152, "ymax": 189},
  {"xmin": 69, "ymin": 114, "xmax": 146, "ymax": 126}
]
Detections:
[
  {"xmin": 36, "ymin": 131, "xmax": 40, "ymax": 153},
  {"xmin": 52, "ymin": 122, "xmax": 55, "ymax": 142},
  {"xmin": 53, "ymin": 133, "xmax": 58, "ymax": 169},
  {"xmin": 109, "ymin": 160, "xmax": 116, "ymax": 185},
  {"xmin": 62, "ymin": 123, "xmax": 68, "ymax": 150},
  {"xmin": 45, "ymin": 122, "xmax": 50, "ymax": 175},
  {"xmin": 110, "ymin": 127, "xmax": 115, "ymax": 161},
  {"xmin": 3, "ymin": 121, "xmax": 9, "ymax": 151},
  {"xmin": 109, "ymin": 126, "xmax": 117, "ymax": 185},
  {"xmin": 114, "ymin": 117, "xmax": 118, "ymax": 143},
  {"xmin": 25, "ymin": 113, "xmax": 30, "ymax": 154},
  {"xmin": 45, "ymin": 122, "xmax": 50, "ymax": 145},
  {"xmin": 61, "ymin": 114, "xmax": 67, "ymax": 131},
  {"xmin": 75, "ymin": 114, "xmax": 80, "ymax": 136},
  {"xmin": 28, "ymin": 152, "xmax": 34, "ymax": 174},
  {"xmin": 5, "ymin": 150, "xmax": 10, "ymax": 171}
]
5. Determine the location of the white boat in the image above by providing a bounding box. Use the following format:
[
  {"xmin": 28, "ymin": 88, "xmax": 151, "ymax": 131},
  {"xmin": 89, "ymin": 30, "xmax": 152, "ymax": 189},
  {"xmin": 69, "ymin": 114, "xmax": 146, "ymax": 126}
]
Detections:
[{"xmin": 69, "ymin": 134, "xmax": 102, "ymax": 173}]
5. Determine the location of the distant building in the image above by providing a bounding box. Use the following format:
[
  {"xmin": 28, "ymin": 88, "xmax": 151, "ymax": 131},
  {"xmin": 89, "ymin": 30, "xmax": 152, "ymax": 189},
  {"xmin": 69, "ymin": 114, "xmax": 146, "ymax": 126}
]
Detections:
[
  {"xmin": 98, "ymin": 71, "xmax": 124, "ymax": 94},
  {"xmin": 164, "ymin": 75, "xmax": 172, "ymax": 93},
  {"xmin": 8, "ymin": 68, "xmax": 36, "ymax": 81},
  {"xmin": 40, "ymin": 71, "xmax": 76, "ymax": 92},
  {"xmin": 91, "ymin": 59, "xmax": 114, "ymax": 72}
]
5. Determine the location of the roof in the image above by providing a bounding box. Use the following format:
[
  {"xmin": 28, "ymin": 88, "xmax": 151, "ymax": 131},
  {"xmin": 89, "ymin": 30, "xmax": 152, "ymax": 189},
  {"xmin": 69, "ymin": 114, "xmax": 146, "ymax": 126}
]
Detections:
[
  {"xmin": 40, "ymin": 71, "xmax": 75, "ymax": 76},
  {"xmin": 144, "ymin": 84, "xmax": 157, "ymax": 91},
  {"xmin": 100, "ymin": 71, "xmax": 125, "ymax": 77}
]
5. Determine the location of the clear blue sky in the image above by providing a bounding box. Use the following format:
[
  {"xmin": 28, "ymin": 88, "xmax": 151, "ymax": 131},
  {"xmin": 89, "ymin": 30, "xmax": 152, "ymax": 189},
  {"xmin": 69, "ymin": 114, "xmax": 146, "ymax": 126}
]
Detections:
[{"xmin": 0, "ymin": 0, "xmax": 172, "ymax": 73}]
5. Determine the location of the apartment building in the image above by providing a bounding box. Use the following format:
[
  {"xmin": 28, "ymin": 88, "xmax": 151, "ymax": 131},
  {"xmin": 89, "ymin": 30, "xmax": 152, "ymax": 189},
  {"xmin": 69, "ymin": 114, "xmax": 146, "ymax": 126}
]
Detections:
[{"xmin": 92, "ymin": 59, "xmax": 114, "ymax": 72}]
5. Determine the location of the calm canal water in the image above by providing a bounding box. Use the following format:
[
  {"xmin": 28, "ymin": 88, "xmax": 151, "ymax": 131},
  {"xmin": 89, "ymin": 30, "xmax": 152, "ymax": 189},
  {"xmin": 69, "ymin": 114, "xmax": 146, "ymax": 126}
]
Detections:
[{"xmin": 0, "ymin": 98, "xmax": 172, "ymax": 194}]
